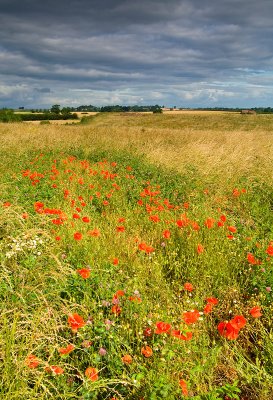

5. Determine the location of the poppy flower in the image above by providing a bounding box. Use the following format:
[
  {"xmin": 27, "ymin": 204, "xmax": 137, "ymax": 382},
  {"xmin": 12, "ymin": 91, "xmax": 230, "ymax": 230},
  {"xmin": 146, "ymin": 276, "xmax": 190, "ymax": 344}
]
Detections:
[
  {"xmin": 112, "ymin": 258, "xmax": 119, "ymax": 265},
  {"xmin": 184, "ymin": 282, "xmax": 194, "ymax": 292},
  {"xmin": 230, "ymin": 315, "xmax": 246, "ymax": 330},
  {"xmin": 206, "ymin": 297, "xmax": 218, "ymax": 305},
  {"xmin": 116, "ymin": 226, "xmax": 125, "ymax": 232},
  {"xmin": 74, "ymin": 232, "xmax": 82, "ymax": 241},
  {"xmin": 88, "ymin": 229, "xmax": 100, "ymax": 237},
  {"xmin": 114, "ymin": 290, "xmax": 125, "ymax": 298},
  {"xmin": 217, "ymin": 321, "xmax": 239, "ymax": 340},
  {"xmin": 266, "ymin": 245, "xmax": 273, "ymax": 256},
  {"xmin": 111, "ymin": 305, "xmax": 122, "ymax": 315},
  {"xmin": 163, "ymin": 230, "xmax": 171, "ymax": 239},
  {"xmin": 82, "ymin": 216, "xmax": 90, "ymax": 223},
  {"xmin": 77, "ymin": 268, "xmax": 91, "ymax": 279},
  {"xmin": 145, "ymin": 245, "xmax": 155, "ymax": 254},
  {"xmin": 85, "ymin": 367, "xmax": 99, "ymax": 381},
  {"xmin": 204, "ymin": 218, "xmax": 215, "ymax": 229},
  {"xmin": 249, "ymin": 306, "xmax": 262, "ymax": 318},
  {"xmin": 122, "ymin": 354, "xmax": 132, "ymax": 364},
  {"xmin": 68, "ymin": 313, "xmax": 86, "ymax": 333},
  {"xmin": 197, "ymin": 244, "xmax": 204, "ymax": 254},
  {"xmin": 203, "ymin": 303, "xmax": 213, "ymax": 314},
  {"xmin": 228, "ymin": 226, "xmax": 237, "ymax": 233},
  {"xmin": 45, "ymin": 365, "xmax": 64, "ymax": 375},
  {"xmin": 183, "ymin": 310, "xmax": 200, "ymax": 325},
  {"xmin": 247, "ymin": 253, "xmax": 258, "ymax": 265},
  {"xmin": 25, "ymin": 354, "xmax": 40, "ymax": 368},
  {"xmin": 155, "ymin": 321, "xmax": 171, "ymax": 334},
  {"xmin": 149, "ymin": 215, "xmax": 160, "ymax": 222},
  {"xmin": 179, "ymin": 379, "xmax": 188, "ymax": 396},
  {"xmin": 141, "ymin": 345, "xmax": 153, "ymax": 358},
  {"xmin": 58, "ymin": 344, "xmax": 75, "ymax": 355}
]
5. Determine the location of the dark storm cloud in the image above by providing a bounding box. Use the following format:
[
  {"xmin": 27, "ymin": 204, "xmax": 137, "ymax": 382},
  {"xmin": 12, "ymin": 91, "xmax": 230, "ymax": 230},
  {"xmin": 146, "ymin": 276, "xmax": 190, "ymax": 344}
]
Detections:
[{"xmin": 1, "ymin": 0, "xmax": 273, "ymax": 107}]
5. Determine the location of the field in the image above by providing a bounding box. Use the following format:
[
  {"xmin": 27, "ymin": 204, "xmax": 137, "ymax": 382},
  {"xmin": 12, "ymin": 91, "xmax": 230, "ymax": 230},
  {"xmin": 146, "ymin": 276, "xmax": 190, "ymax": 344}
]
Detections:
[{"xmin": 0, "ymin": 112, "xmax": 273, "ymax": 399}]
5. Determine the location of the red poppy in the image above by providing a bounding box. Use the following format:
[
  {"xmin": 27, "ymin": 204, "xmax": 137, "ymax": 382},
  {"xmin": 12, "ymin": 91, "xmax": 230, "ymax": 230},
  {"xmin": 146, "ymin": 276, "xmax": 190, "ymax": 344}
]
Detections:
[
  {"xmin": 247, "ymin": 253, "xmax": 258, "ymax": 265},
  {"xmin": 82, "ymin": 216, "xmax": 90, "ymax": 223},
  {"xmin": 116, "ymin": 226, "xmax": 125, "ymax": 232},
  {"xmin": 138, "ymin": 243, "xmax": 147, "ymax": 251},
  {"xmin": 122, "ymin": 354, "xmax": 132, "ymax": 364},
  {"xmin": 191, "ymin": 221, "xmax": 200, "ymax": 231},
  {"xmin": 183, "ymin": 310, "xmax": 200, "ymax": 325},
  {"xmin": 141, "ymin": 345, "xmax": 153, "ymax": 358},
  {"xmin": 45, "ymin": 365, "xmax": 64, "ymax": 375},
  {"xmin": 145, "ymin": 245, "xmax": 155, "ymax": 254},
  {"xmin": 126, "ymin": 293, "xmax": 140, "ymax": 302},
  {"xmin": 163, "ymin": 230, "xmax": 171, "ymax": 239},
  {"xmin": 25, "ymin": 354, "xmax": 40, "ymax": 368},
  {"xmin": 58, "ymin": 344, "xmax": 75, "ymax": 355},
  {"xmin": 112, "ymin": 257, "xmax": 119, "ymax": 265},
  {"xmin": 266, "ymin": 245, "xmax": 273, "ymax": 256},
  {"xmin": 149, "ymin": 215, "xmax": 160, "ymax": 222},
  {"xmin": 111, "ymin": 305, "xmax": 122, "ymax": 315},
  {"xmin": 228, "ymin": 226, "xmax": 237, "ymax": 233},
  {"xmin": 217, "ymin": 321, "xmax": 239, "ymax": 340},
  {"xmin": 114, "ymin": 290, "xmax": 125, "ymax": 298},
  {"xmin": 85, "ymin": 367, "xmax": 99, "ymax": 381},
  {"xmin": 184, "ymin": 282, "xmax": 194, "ymax": 292},
  {"xmin": 230, "ymin": 315, "xmax": 246, "ymax": 330},
  {"xmin": 179, "ymin": 379, "xmax": 188, "ymax": 396},
  {"xmin": 74, "ymin": 232, "xmax": 82, "ymax": 241},
  {"xmin": 155, "ymin": 321, "xmax": 171, "ymax": 334},
  {"xmin": 88, "ymin": 229, "xmax": 100, "ymax": 237},
  {"xmin": 77, "ymin": 268, "xmax": 91, "ymax": 279},
  {"xmin": 204, "ymin": 218, "xmax": 215, "ymax": 229},
  {"xmin": 249, "ymin": 306, "xmax": 262, "ymax": 318},
  {"xmin": 203, "ymin": 303, "xmax": 213, "ymax": 314},
  {"xmin": 68, "ymin": 313, "xmax": 86, "ymax": 333},
  {"xmin": 206, "ymin": 297, "xmax": 218, "ymax": 305}
]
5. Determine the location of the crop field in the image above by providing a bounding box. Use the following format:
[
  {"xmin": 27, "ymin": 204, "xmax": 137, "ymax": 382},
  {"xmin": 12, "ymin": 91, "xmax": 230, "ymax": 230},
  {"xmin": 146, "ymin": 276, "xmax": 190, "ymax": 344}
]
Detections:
[{"xmin": 0, "ymin": 112, "xmax": 273, "ymax": 399}]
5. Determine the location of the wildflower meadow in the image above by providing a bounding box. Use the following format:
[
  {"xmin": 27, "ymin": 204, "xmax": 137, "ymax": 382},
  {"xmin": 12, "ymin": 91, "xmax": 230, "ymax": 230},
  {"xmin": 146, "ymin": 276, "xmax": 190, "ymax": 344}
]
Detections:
[{"xmin": 0, "ymin": 112, "xmax": 273, "ymax": 399}]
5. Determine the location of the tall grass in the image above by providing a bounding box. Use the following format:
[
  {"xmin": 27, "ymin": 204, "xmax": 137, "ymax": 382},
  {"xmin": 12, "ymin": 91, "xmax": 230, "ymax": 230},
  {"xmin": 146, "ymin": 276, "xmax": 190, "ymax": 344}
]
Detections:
[{"xmin": 0, "ymin": 112, "xmax": 273, "ymax": 399}]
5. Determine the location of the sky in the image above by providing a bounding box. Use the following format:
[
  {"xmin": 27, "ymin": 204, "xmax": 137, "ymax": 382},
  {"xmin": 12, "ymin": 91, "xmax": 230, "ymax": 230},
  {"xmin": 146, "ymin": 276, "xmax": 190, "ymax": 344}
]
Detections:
[{"xmin": 1, "ymin": 0, "xmax": 273, "ymax": 109}]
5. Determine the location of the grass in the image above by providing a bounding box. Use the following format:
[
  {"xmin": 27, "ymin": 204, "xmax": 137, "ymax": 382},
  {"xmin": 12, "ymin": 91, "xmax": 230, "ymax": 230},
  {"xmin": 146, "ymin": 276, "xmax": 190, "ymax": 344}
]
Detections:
[{"xmin": 0, "ymin": 112, "xmax": 273, "ymax": 399}]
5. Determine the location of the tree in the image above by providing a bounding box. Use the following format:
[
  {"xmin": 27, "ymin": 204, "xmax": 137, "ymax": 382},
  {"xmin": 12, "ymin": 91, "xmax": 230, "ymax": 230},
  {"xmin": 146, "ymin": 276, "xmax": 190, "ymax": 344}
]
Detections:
[{"xmin": 50, "ymin": 104, "xmax": 61, "ymax": 114}]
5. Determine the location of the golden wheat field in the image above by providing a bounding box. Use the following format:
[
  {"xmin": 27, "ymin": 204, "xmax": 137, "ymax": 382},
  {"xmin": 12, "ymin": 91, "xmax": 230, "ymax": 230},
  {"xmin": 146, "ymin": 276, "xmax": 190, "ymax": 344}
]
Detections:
[{"xmin": 2, "ymin": 111, "xmax": 273, "ymax": 183}]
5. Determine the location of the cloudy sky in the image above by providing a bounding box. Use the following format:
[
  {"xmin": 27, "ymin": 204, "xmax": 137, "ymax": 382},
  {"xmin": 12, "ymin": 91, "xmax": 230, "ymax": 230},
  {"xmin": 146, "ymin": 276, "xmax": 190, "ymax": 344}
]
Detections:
[{"xmin": 1, "ymin": 0, "xmax": 273, "ymax": 108}]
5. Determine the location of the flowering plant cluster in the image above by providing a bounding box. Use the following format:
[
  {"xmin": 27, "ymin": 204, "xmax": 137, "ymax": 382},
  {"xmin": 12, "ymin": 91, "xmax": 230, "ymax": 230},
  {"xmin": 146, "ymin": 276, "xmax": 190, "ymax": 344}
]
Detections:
[{"xmin": 1, "ymin": 151, "xmax": 272, "ymax": 399}]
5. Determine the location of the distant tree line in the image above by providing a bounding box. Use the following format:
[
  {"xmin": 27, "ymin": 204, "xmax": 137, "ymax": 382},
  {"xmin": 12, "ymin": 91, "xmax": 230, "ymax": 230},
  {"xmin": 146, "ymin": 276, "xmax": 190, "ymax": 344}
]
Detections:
[
  {"xmin": 0, "ymin": 106, "xmax": 78, "ymax": 122},
  {"xmin": 2, "ymin": 105, "xmax": 273, "ymax": 123}
]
